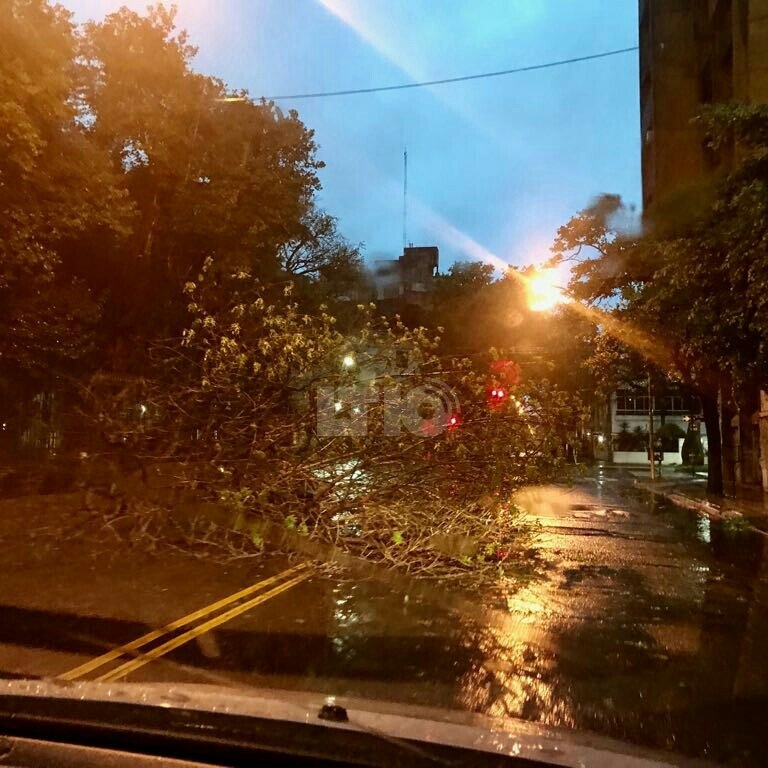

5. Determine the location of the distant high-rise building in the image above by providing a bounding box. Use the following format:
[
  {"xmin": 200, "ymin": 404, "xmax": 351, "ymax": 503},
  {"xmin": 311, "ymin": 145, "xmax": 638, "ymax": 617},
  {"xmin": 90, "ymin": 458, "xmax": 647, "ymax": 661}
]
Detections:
[{"xmin": 639, "ymin": 0, "xmax": 768, "ymax": 210}]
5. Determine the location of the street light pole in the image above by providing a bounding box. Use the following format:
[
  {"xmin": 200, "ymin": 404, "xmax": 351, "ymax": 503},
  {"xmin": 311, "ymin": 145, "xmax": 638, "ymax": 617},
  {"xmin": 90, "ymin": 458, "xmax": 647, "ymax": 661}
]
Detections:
[
  {"xmin": 523, "ymin": 272, "xmax": 661, "ymax": 477},
  {"xmin": 648, "ymin": 372, "xmax": 656, "ymax": 481}
]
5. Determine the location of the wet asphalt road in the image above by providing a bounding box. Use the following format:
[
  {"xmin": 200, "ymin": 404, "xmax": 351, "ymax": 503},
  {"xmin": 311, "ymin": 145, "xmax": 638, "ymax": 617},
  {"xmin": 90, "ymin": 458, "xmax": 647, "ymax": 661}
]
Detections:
[{"xmin": 0, "ymin": 470, "xmax": 766, "ymax": 765}]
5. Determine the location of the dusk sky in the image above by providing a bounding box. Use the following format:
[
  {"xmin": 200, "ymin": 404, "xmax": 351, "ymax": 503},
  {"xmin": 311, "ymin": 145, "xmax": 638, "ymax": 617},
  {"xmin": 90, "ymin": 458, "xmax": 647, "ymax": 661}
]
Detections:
[{"xmin": 66, "ymin": 0, "xmax": 641, "ymax": 273}]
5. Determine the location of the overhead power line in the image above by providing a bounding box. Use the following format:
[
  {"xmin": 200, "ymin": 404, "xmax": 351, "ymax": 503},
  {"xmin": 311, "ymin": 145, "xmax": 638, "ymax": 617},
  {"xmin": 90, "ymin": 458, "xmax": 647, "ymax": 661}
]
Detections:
[{"xmin": 263, "ymin": 46, "xmax": 639, "ymax": 101}]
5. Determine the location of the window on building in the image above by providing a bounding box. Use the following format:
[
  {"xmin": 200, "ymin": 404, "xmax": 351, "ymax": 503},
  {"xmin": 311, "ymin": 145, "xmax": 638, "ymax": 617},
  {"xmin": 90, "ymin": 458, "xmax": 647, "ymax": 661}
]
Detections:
[
  {"xmin": 616, "ymin": 394, "xmax": 651, "ymax": 415},
  {"xmin": 662, "ymin": 395, "xmax": 687, "ymax": 414},
  {"xmin": 616, "ymin": 393, "xmax": 690, "ymax": 415}
]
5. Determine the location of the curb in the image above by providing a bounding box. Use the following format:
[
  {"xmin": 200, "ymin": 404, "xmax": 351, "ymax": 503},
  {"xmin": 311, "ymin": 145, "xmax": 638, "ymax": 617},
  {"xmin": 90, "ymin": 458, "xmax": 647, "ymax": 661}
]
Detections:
[{"xmin": 635, "ymin": 480, "xmax": 768, "ymax": 538}]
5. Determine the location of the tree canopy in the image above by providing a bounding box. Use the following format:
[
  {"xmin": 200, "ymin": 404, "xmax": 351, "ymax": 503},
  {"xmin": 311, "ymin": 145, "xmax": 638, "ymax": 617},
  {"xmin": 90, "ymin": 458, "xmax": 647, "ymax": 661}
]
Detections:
[
  {"xmin": 0, "ymin": 0, "xmax": 131, "ymax": 378},
  {"xmin": 0, "ymin": 1, "xmax": 365, "ymax": 381}
]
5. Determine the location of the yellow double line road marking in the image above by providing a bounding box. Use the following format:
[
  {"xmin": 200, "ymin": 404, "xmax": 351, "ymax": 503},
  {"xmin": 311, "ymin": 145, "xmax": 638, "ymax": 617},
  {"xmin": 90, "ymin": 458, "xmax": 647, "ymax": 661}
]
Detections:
[
  {"xmin": 58, "ymin": 563, "xmax": 312, "ymax": 682},
  {"xmin": 98, "ymin": 571, "xmax": 312, "ymax": 682}
]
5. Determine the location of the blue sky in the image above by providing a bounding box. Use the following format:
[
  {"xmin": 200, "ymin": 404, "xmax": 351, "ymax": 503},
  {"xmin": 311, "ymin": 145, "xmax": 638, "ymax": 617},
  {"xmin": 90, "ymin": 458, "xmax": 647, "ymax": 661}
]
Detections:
[{"xmin": 66, "ymin": 0, "xmax": 640, "ymax": 272}]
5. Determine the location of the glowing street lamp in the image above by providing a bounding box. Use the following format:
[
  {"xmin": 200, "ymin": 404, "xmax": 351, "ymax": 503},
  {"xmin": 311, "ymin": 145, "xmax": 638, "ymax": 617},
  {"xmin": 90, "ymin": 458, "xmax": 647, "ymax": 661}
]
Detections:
[
  {"xmin": 523, "ymin": 266, "xmax": 659, "ymax": 480},
  {"xmin": 526, "ymin": 269, "xmax": 565, "ymax": 312}
]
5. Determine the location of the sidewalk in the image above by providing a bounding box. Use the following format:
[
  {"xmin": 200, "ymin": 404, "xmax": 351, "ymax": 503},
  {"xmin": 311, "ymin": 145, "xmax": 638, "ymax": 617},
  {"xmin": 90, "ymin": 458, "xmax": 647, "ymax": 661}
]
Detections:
[{"xmin": 632, "ymin": 469, "xmax": 768, "ymax": 535}]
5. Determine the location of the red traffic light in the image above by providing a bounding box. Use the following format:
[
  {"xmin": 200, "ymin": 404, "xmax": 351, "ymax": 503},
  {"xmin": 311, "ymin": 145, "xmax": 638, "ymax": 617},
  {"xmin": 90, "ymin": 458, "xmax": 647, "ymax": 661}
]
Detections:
[{"xmin": 488, "ymin": 388, "xmax": 506, "ymax": 406}]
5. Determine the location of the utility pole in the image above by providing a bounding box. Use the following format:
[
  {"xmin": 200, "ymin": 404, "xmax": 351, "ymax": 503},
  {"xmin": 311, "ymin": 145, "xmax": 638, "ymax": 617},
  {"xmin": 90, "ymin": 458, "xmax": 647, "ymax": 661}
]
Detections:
[{"xmin": 648, "ymin": 373, "xmax": 656, "ymax": 481}]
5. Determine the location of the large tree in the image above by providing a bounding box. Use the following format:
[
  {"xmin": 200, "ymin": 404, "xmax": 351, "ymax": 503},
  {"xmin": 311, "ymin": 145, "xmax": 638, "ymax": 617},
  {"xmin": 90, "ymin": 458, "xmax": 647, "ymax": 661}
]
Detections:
[
  {"xmin": 0, "ymin": 0, "xmax": 131, "ymax": 380},
  {"xmin": 279, "ymin": 206, "xmax": 369, "ymax": 321},
  {"xmin": 550, "ymin": 192, "xmax": 725, "ymax": 492},
  {"xmin": 75, "ymin": 4, "xmax": 325, "ymax": 358},
  {"xmin": 430, "ymin": 262, "xmax": 527, "ymax": 354},
  {"xmin": 0, "ymin": 1, "xmax": 364, "ymax": 459},
  {"xmin": 90, "ymin": 260, "xmax": 579, "ymax": 580},
  {"xmin": 551, "ymin": 104, "xmax": 768, "ymax": 494}
]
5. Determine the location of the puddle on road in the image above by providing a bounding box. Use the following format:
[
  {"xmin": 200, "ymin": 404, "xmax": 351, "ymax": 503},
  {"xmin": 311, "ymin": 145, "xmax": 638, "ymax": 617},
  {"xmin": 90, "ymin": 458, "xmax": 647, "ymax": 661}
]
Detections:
[{"xmin": 478, "ymin": 484, "xmax": 768, "ymax": 766}]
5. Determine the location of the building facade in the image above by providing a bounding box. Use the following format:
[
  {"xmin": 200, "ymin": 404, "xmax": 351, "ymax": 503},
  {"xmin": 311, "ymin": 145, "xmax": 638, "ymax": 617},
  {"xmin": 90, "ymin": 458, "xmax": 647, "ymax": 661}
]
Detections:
[
  {"xmin": 591, "ymin": 386, "xmax": 706, "ymax": 465},
  {"xmin": 640, "ymin": 0, "xmax": 768, "ymax": 210},
  {"xmin": 611, "ymin": 387, "xmax": 707, "ymax": 464},
  {"xmin": 374, "ymin": 246, "xmax": 439, "ymax": 308},
  {"xmin": 639, "ymin": 0, "xmax": 768, "ymax": 486}
]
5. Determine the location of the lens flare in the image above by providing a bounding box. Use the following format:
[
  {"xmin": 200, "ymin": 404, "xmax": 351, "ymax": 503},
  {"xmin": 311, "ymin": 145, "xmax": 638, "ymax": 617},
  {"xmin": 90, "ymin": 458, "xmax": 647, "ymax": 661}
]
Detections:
[{"xmin": 526, "ymin": 269, "xmax": 564, "ymax": 312}]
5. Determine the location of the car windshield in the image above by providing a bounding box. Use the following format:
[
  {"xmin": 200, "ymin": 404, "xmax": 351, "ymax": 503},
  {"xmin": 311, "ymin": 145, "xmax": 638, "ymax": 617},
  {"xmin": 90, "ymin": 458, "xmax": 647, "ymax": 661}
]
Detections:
[{"xmin": 2, "ymin": 1, "xmax": 768, "ymax": 766}]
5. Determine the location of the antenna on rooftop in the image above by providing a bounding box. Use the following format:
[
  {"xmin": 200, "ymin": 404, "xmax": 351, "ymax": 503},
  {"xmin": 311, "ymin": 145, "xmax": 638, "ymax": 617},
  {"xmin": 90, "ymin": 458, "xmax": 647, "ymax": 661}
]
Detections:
[{"xmin": 402, "ymin": 147, "xmax": 408, "ymax": 252}]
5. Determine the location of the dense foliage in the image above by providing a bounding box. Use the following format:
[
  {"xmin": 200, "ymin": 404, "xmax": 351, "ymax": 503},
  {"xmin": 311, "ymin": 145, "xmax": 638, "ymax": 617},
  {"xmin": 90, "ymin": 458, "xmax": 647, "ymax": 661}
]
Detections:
[
  {"xmin": 87, "ymin": 263, "xmax": 580, "ymax": 578},
  {"xmin": 0, "ymin": 0, "xmax": 363, "ymax": 381},
  {"xmin": 1, "ymin": 2, "xmax": 585, "ymax": 578}
]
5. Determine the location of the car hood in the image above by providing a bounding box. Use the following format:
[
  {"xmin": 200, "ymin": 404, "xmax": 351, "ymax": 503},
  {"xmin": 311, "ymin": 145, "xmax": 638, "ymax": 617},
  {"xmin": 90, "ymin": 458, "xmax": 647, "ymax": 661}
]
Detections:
[{"xmin": 0, "ymin": 678, "xmax": 711, "ymax": 768}]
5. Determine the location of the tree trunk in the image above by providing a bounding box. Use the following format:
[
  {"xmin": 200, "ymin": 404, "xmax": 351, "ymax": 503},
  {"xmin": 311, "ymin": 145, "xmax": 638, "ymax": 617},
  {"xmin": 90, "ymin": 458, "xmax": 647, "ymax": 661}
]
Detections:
[{"xmin": 702, "ymin": 393, "xmax": 724, "ymax": 496}]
